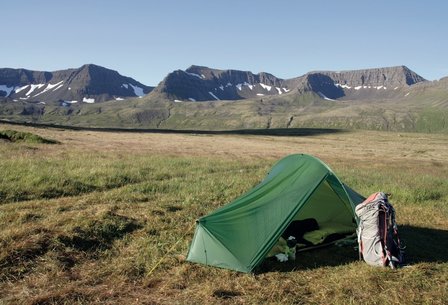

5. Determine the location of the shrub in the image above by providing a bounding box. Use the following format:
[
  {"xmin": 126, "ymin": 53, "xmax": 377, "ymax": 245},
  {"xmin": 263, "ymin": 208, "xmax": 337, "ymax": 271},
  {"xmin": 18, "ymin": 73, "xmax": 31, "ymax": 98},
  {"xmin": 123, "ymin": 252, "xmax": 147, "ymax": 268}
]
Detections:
[{"xmin": 0, "ymin": 129, "xmax": 59, "ymax": 144}]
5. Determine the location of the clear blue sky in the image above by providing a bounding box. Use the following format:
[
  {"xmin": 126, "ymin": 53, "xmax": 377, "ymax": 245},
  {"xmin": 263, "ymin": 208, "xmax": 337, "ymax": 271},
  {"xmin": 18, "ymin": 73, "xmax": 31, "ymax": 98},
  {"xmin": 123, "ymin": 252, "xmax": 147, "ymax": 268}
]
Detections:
[{"xmin": 1, "ymin": 0, "xmax": 447, "ymax": 85}]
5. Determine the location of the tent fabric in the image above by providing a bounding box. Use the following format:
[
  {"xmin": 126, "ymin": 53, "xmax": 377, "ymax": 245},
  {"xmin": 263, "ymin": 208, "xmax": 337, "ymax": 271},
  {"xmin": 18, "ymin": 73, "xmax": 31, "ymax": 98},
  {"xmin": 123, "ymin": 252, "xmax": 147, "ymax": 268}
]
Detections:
[{"xmin": 186, "ymin": 154, "xmax": 365, "ymax": 273}]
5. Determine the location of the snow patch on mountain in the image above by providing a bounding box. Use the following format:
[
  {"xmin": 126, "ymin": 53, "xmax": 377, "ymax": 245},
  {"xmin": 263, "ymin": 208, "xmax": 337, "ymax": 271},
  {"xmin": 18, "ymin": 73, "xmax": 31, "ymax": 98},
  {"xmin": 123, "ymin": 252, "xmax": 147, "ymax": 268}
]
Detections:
[
  {"xmin": 15, "ymin": 85, "xmax": 29, "ymax": 94},
  {"xmin": 82, "ymin": 97, "xmax": 95, "ymax": 103},
  {"xmin": 26, "ymin": 84, "xmax": 45, "ymax": 96},
  {"xmin": 53, "ymin": 84, "xmax": 64, "ymax": 91},
  {"xmin": 317, "ymin": 91, "xmax": 335, "ymax": 101},
  {"xmin": 260, "ymin": 83, "xmax": 272, "ymax": 91},
  {"xmin": 335, "ymin": 83, "xmax": 352, "ymax": 89},
  {"xmin": 0, "ymin": 85, "xmax": 15, "ymax": 97},
  {"xmin": 47, "ymin": 81, "xmax": 64, "ymax": 90},
  {"xmin": 34, "ymin": 81, "xmax": 64, "ymax": 97},
  {"xmin": 208, "ymin": 91, "xmax": 220, "ymax": 100},
  {"xmin": 336, "ymin": 83, "xmax": 389, "ymax": 90},
  {"xmin": 244, "ymin": 82, "xmax": 254, "ymax": 90},
  {"xmin": 129, "ymin": 84, "xmax": 144, "ymax": 96},
  {"xmin": 235, "ymin": 82, "xmax": 257, "ymax": 91},
  {"xmin": 185, "ymin": 71, "xmax": 205, "ymax": 79}
]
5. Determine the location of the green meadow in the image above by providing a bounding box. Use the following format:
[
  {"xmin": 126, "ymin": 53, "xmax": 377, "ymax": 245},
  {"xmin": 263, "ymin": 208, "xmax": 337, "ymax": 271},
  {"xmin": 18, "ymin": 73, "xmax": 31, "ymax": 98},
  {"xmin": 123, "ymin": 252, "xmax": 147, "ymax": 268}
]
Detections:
[{"xmin": 0, "ymin": 124, "xmax": 447, "ymax": 304}]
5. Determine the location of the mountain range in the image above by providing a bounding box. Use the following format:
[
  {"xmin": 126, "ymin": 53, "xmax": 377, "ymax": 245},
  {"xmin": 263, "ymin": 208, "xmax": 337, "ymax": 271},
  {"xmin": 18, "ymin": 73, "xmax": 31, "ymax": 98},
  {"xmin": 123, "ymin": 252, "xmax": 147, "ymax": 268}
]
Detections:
[
  {"xmin": 154, "ymin": 65, "xmax": 426, "ymax": 102},
  {"xmin": 0, "ymin": 64, "xmax": 447, "ymax": 133},
  {"xmin": 0, "ymin": 64, "xmax": 153, "ymax": 105}
]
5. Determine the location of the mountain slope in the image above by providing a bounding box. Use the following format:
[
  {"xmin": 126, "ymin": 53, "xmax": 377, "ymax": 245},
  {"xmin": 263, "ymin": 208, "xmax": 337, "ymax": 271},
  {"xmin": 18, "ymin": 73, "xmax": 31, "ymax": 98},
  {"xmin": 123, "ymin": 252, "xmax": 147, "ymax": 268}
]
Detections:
[
  {"xmin": 288, "ymin": 65, "xmax": 426, "ymax": 100},
  {"xmin": 152, "ymin": 65, "xmax": 290, "ymax": 101},
  {"xmin": 0, "ymin": 64, "xmax": 153, "ymax": 104},
  {"xmin": 152, "ymin": 65, "xmax": 426, "ymax": 103}
]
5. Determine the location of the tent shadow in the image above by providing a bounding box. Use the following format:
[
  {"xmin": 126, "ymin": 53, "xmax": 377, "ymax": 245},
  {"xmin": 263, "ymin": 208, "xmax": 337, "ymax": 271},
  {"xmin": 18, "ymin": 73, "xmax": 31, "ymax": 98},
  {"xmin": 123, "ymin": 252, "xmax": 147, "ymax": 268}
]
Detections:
[
  {"xmin": 256, "ymin": 244, "xmax": 358, "ymax": 273},
  {"xmin": 256, "ymin": 225, "xmax": 448, "ymax": 274}
]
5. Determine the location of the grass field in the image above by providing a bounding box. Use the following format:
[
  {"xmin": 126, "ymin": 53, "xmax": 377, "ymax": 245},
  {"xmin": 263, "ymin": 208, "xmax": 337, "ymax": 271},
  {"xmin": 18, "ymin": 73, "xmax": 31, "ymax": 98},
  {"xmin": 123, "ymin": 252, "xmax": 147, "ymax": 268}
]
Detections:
[{"xmin": 0, "ymin": 123, "xmax": 447, "ymax": 304}]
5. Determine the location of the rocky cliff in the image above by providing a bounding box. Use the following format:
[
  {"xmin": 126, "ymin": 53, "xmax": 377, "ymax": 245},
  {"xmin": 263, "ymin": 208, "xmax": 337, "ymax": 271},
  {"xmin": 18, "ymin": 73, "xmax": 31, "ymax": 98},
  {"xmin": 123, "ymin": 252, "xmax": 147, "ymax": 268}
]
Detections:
[
  {"xmin": 153, "ymin": 65, "xmax": 426, "ymax": 102},
  {"xmin": 288, "ymin": 65, "xmax": 426, "ymax": 100}
]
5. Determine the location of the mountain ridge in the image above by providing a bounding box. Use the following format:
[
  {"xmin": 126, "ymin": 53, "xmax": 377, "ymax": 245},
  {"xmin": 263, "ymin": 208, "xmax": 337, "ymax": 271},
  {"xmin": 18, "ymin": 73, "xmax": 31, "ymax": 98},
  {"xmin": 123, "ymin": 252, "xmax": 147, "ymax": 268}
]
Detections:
[
  {"xmin": 0, "ymin": 64, "xmax": 154, "ymax": 104},
  {"xmin": 152, "ymin": 65, "xmax": 289, "ymax": 101},
  {"xmin": 152, "ymin": 65, "xmax": 427, "ymax": 102}
]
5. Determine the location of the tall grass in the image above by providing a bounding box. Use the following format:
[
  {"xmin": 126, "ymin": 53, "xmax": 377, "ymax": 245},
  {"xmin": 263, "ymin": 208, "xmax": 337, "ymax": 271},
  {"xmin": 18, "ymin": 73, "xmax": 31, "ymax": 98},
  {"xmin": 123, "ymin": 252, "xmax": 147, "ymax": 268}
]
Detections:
[
  {"xmin": 0, "ymin": 152, "xmax": 267, "ymax": 204},
  {"xmin": 0, "ymin": 127, "xmax": 447, "ymax": 304}
]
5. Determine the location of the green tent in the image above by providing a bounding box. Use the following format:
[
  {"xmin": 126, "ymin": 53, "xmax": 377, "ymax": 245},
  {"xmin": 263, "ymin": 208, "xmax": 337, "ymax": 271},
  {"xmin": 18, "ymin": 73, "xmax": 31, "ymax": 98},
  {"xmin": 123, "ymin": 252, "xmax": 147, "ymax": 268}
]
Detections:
[{"xmin": 187, "ymin": 154, "xmax": 365, "ymax": 273}]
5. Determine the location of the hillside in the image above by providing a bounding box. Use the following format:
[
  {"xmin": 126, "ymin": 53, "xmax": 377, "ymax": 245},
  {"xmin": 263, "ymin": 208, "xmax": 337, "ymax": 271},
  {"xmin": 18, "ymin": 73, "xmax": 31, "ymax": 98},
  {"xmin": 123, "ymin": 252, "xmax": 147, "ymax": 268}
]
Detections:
[
  {"xmin": 152, "ymin": 65, "xmax": 289, "ymax": 101},
  {"xmin": 0, "ymin": 64, "xmax": 447, "ymax": 133},
  {"xmin": 2, "ymin": 81, "xmax": 447, "ymax": 133}
]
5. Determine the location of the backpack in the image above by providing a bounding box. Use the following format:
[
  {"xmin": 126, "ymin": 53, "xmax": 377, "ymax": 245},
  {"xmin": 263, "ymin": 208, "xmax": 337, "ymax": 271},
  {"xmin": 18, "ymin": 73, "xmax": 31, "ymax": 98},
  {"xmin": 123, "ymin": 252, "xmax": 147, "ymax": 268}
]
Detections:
[{"xmin": 355, "ymin": 192, "xmax": 404, "ymax": 268}]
